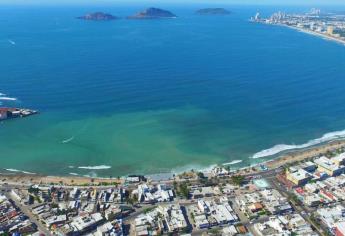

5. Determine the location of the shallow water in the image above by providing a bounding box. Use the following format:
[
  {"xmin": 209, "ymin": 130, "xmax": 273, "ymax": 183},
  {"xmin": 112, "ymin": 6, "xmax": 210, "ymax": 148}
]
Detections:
[{"xmin": 1, "ymin": 5, "xmax": 345, "ymax": 177}]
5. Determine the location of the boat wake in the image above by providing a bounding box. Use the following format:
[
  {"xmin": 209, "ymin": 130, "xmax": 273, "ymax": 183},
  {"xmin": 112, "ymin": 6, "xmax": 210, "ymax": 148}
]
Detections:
[
  {"xmin": 223, "ymin": 160, "xmax": 243, "ymax": 166},
  {"xmin": 251, "ymin": 129, "xmax": 345, "ymax": 159},
  {"xmin": 78, "ymin": 165, "xmax": 111, "ymax": 170},
  {"xmin": 62, "ymin": 136, "xmax": 74, "ymax": 144}
]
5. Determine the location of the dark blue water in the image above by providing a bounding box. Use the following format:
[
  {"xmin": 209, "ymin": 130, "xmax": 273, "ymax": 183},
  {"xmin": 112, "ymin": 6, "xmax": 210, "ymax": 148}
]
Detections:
[{"xmin": 1, "ymin": 4, "xmax": 345, "ymax": 177}]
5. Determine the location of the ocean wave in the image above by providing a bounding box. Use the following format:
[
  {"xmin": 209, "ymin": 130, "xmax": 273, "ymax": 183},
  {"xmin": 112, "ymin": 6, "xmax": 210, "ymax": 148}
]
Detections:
[
  {"xmin": 62, "ymin": 136, "xmax": 74, "ymax": 144},
  {"xmin": 5, "ymin": 168, "xmax": 36, "ymax": 175},
  {"xmin": 251, "ymin": 129, "xmax": 345, "ymax": 159},
  {"xmin": 223, "ymin": 160, "xmax": 243, "ymax": 166},
  {"xmin": 0, "ymin": 96, "xmax": 17, "ymax": 101},
  {"xmin": 8, "ymin": 39, "xmax": 16, "ymax": 45},
  {"xmin": 78, "ymin": 165, "xmax": 111, "ymax": 170},
  {"xmin": 69, "ymin": 172, "xmax": 79, "ymax": 176}
]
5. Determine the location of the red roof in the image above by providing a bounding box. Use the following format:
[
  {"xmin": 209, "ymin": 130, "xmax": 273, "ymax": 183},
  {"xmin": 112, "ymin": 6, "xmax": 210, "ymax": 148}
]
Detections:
[
  {"xmin": 295, "ymin": 187, "xmax": 304, "ymax": 194},
  {"xmin": 0, "ymin": 107, "xmax": 16, "ymax": 112}
]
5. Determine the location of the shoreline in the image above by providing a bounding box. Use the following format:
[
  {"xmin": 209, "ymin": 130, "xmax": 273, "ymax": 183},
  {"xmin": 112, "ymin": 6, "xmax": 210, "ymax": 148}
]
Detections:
[
  {"xmin": 2, "ymin": 138, "xmax": 345, "ymax": 187},
  {"xmin": 269, "ymin": 22, "xmax": 345, "ymax": 46},
  {"xmin": 287, "ymin": 25, "xmax": 345, "ymax": 45}
]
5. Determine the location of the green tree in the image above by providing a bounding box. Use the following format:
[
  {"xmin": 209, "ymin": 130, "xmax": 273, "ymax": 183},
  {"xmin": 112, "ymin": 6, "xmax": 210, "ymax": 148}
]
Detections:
[{"xmin": 230, "ymin": 175, "xmax": 245, "ymax": 186}]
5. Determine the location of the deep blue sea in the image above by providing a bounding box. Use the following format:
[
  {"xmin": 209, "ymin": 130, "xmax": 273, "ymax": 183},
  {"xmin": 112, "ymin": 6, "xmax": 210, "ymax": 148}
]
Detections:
[{"xmin": 1, "ymin": 4, "xmax": 345, "ymax": 177}]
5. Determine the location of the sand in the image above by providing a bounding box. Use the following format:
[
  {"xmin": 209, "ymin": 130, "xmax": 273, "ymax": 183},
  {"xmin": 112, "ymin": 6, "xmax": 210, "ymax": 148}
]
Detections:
[{"xmin": 2, "ymin": 140, "xmax": 345, "ymax": 187}]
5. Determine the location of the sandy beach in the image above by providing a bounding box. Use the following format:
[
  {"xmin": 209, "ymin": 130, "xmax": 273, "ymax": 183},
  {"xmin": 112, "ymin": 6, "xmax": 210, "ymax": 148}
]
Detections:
[
  {"xmin": 282, "ymin": 24, "xmax": 345, "ymax": 46},
  {"xmin": 2, "ymin": 139, "xmax": 345, "ymax": 187},
  {"xmin": 265, "ymin": 139, "xmax": 345, "ymax": 169},
  {"xmin": 0, "ymin": 173, "xmax": 123, "ymax": 188}
]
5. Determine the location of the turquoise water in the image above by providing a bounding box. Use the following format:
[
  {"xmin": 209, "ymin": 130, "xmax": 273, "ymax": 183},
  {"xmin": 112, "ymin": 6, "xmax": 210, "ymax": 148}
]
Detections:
[{"xmin": 1, "ymin": 5, "xmax": 345, "ymax": 177}]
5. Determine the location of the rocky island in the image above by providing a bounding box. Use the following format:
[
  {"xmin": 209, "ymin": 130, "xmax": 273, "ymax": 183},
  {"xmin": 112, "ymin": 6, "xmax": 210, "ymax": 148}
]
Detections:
[
  {"xmin": 77, "ymin": 12, "xmax": 118, "ymax": 21},
  {"xmin": 127, "ymin": 8, "xmax": 176, "ymax": 19},
  {"xmin": 196, "ymin": 8, "xmax": 231, "ymax": 15},
  {"xmin": 0, "ymin": 108, "xmax": 38, "ymax": 121}
]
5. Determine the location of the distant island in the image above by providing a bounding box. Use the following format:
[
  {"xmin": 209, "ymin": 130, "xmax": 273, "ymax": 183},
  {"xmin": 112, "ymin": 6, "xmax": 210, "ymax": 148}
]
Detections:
[
  {"xmin": 196, "ymin": 8, "xmax": 231, "ymax": 15},
  {"xmin": 77, "ymin": 12, "xmax": 118, "ymax": 21},
  {"xmin": 127, "ymin": 8, "xmax": 176, "ymax": 19}
]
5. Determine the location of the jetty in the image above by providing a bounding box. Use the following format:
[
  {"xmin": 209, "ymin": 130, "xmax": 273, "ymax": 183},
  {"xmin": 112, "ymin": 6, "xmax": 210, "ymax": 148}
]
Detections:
[{"xmin": 0, "ymin": 107, "xmax": 38, "ymax": 121}]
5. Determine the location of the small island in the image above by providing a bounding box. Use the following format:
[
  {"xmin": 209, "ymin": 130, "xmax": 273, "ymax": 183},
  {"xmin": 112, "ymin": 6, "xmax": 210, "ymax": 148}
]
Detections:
[
  {"xmin": 77, "ymin": 12, "xmax": 118, "ymax": 21},
  {"xmin": 196, "ymin": 8, "xmax": 231, "ymax": 15},
  {"xmin": 0, "ymin": 108, "xmax": 38, "ymax": 121},
  {"xmin": 127, "ymin": 8, "xmax": 177, "ymax": 19}
]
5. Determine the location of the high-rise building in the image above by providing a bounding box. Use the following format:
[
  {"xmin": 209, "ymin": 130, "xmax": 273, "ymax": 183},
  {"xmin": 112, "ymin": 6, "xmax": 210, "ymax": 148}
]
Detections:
[{"xmin": 327, "ymin": 26, "xmax": 334, "ymax": 35}]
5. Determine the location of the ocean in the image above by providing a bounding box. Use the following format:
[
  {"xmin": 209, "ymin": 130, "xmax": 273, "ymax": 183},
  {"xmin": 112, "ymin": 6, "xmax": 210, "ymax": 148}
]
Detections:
[{"xmin": 1, "ymin": 4, "xmax": 345, "ymax": 177}]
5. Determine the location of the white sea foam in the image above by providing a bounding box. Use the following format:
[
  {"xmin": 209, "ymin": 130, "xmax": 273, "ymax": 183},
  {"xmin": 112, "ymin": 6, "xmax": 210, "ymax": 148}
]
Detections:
[
  {"xmin": 62, "ymin": 136, "xmax": 74, "ymax": 144},
  {"xmin": 251, "ymin": 129, "xmax": 345, "ymax": 159},
  {"xmin": 0, "ymin": 96, "xmax": 17, "ymax": 101},
  {"xmin": 5, "ymin": 168, "xmax": 35, "ymax": 175},
  {"xmin": 0, "ymin": 93, "xmax": 5, "ymax": 96},
  {"xmin": 69, "ymin": 172, "xmax": 79, "ymax": 176},
  {"xmin": 222, "ymin": 160, "xmax": 243, "ymax": 166},
  {"xmin": 78, "ymin": 165, "xmax": 111, "ymax": 170}
]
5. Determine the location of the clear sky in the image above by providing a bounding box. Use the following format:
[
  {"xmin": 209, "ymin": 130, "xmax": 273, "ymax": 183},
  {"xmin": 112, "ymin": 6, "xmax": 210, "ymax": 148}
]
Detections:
[{"xmin": 1, "ymin": 0, "xmax": 344, "ymax": 6}]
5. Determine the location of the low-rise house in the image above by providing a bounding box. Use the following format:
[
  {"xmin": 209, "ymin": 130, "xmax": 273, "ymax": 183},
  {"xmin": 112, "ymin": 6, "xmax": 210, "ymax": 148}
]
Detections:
[
  {"xmin": 317, "ymin": 204, "xmax": 345, "ymax": 230},
  {"xmin": 158, "ymin": 204, "xmax": 188, "ymax": 233},
  {"xmin": 197, "ymin": 199, "xmax": 238, "ymax": 226},
  {"xmin": 190, "ymin": 186, "xmax": 220, "ymax": 199},
  {"xmin": 335, "ymin": 221, "xmax": 345, "ymax": 236},
  {"xmin": 45, "ymin": 215, "xmax": 67, "ymax": 229},
  {"xmin": 253, "ymin": 214, "xmax": 316, "ymax": 236},
  {"xmin": 63, "ymin": 213, "xmax": 104, "ymax": 235}
]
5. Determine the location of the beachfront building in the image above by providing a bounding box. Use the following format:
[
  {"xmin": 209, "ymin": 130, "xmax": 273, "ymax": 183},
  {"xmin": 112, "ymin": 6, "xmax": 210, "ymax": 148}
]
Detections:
[
  {"xmin": 331, "ymin": 153, "xmax": 345, "ymax": 166},
  {"xmin": 314, "ymin": 156, "xmax": 345, "ymax": 176},
  {"xmin": 190, "ymin": 186, "xmax": 221, "ymax": 199},
  {"xmin": 136, "ymin": 184, "xmax": 174, "ymax": 203},
  {"xmin": 286, "ymin": 167, "xmax": 313, "ymax": 186},
  {"xmin": 298, "ymin": 161, "xmax": 317, "ymax": 172}
]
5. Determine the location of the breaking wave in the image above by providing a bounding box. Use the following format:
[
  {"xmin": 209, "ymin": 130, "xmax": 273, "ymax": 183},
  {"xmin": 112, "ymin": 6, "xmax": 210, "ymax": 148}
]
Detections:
[
  {"xmin": 5, "ymin": 168, "xmax": 36, "ymax": 175},
  {"xmin": 62, "ymin": 136, "xmax": 74, "ymax": 144},
  {"xmin": 78, "ymin": 165, "xmax": 111, "ymax": 170},
  {"xmin": 0, "ymin": 96, "xmax": 17, "ymax": 101},
  {"xmin": 251, "ymin": 129, "xmax": 345, "ymax": 159},
  {"xmin": 223, "ymin": 160, "xmax": 243, "ymax": 166}
]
